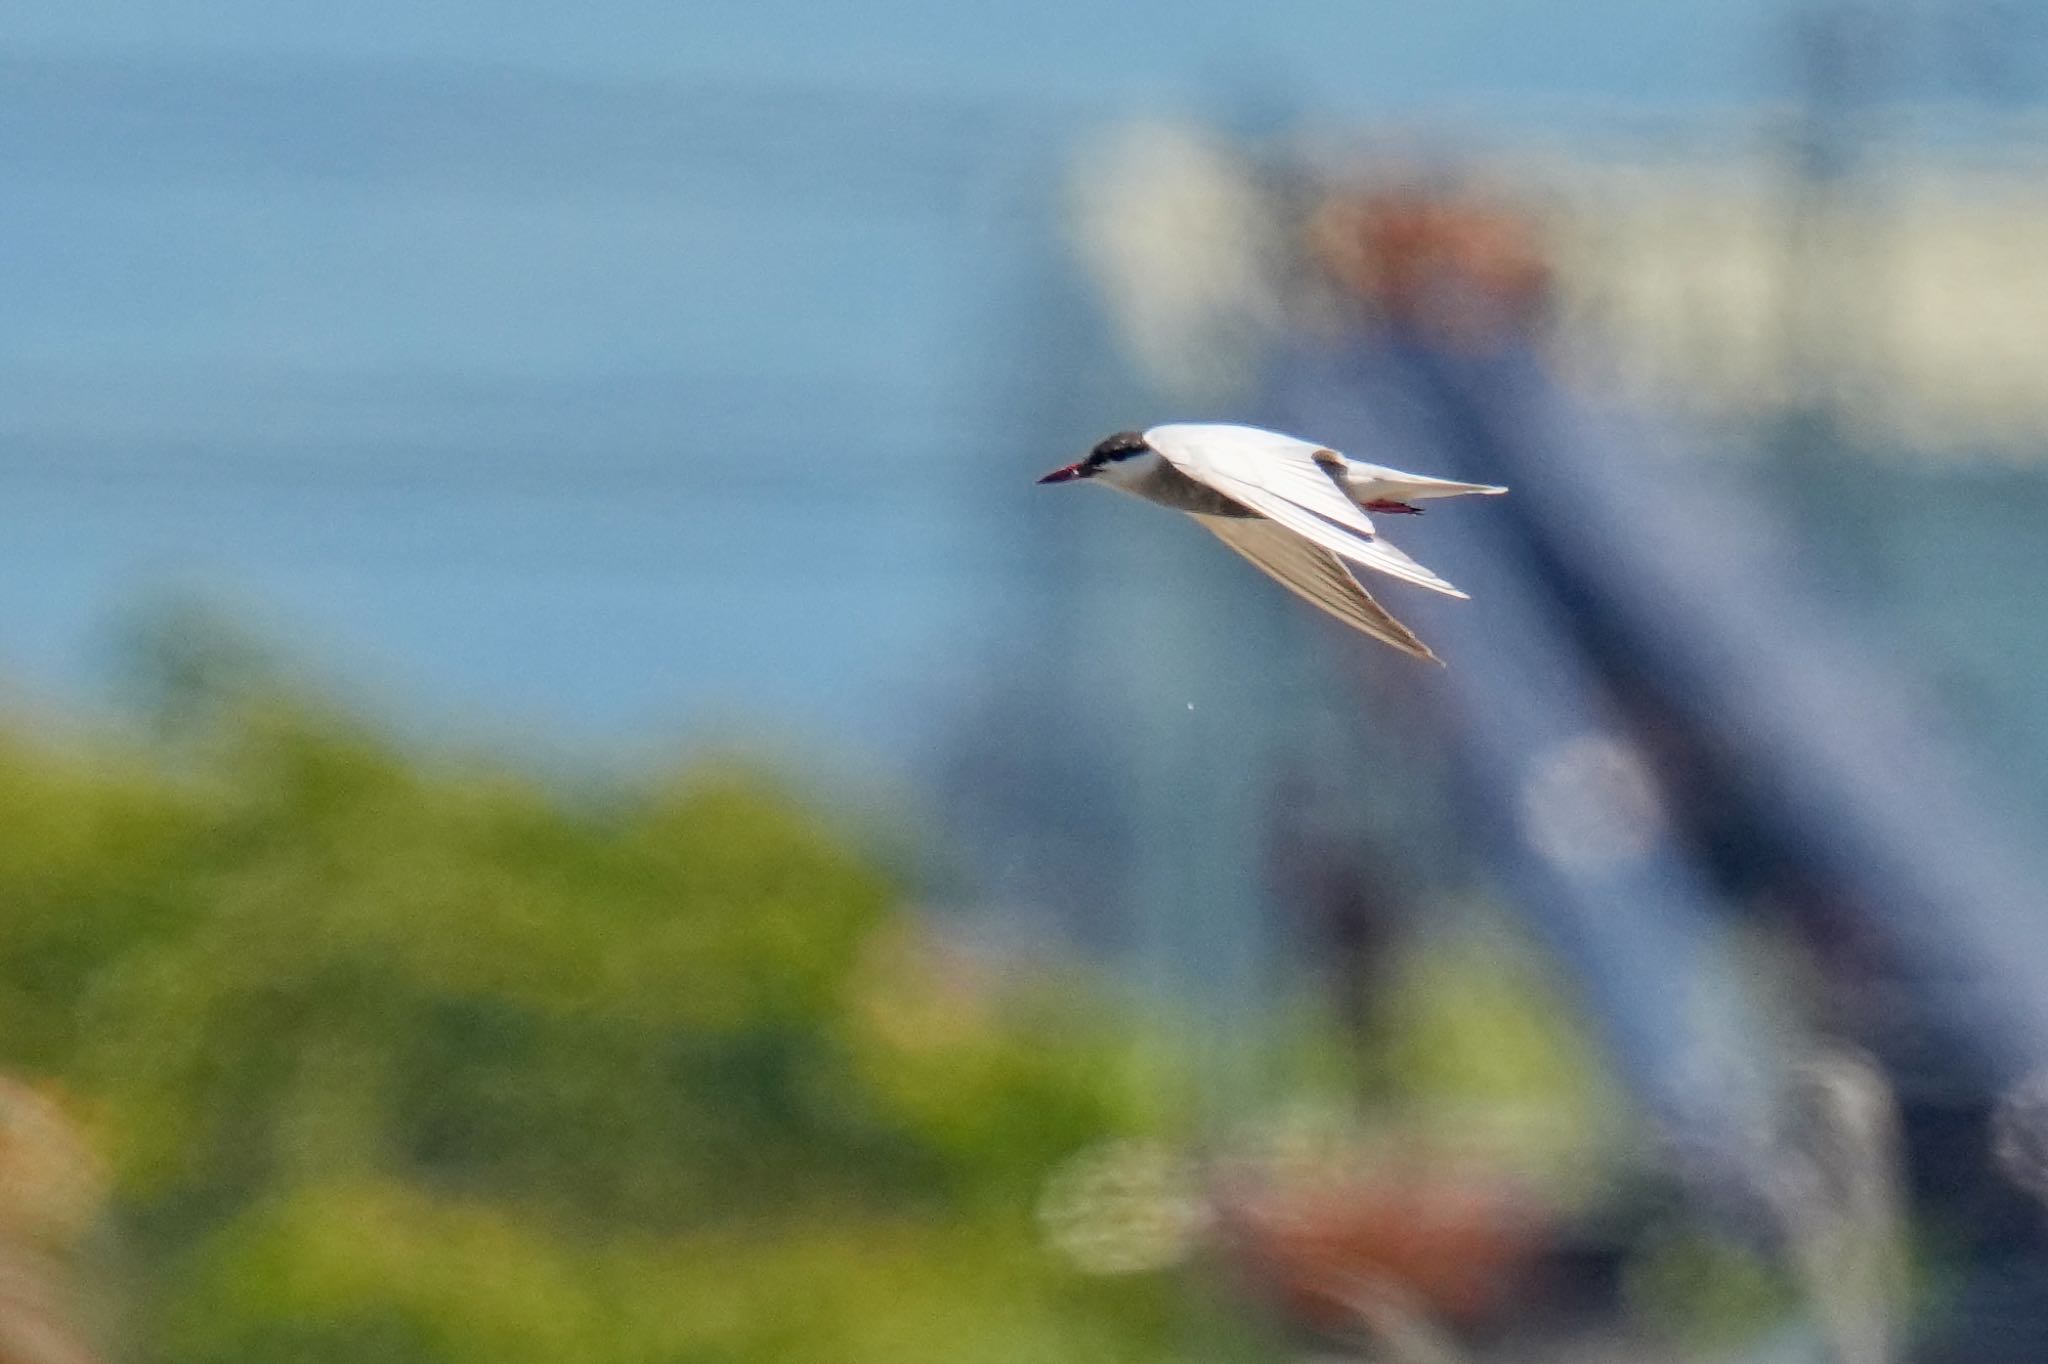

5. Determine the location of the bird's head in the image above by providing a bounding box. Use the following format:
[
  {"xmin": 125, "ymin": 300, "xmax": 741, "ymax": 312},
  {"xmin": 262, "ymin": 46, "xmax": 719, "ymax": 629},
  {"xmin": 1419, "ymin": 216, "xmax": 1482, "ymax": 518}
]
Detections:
[{"xmin": 1037, "ymin": 430, "xmax": 1154, "ymax": 488}]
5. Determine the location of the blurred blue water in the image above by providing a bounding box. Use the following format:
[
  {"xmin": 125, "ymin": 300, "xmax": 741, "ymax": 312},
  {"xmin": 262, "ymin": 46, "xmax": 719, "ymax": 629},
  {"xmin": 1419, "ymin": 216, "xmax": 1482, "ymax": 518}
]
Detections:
[
  {"xmin": 8, "ymin": 3, "xmax": 1770, "ymax": 109},
  {"xmin": 1, "ymin": 8, "xmax": 2035, "ymax": 769},
  {"xmin": 1, "ymin": 48, "xmax": 1025, "ymax": 752}
]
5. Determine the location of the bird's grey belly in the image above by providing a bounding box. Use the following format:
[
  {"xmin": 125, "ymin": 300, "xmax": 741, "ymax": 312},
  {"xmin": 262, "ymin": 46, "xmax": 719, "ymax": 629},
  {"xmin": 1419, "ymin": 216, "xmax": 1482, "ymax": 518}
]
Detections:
[{"xmin": 1134, "ymin": 464, "xmax": 1258, "ymax": 517}]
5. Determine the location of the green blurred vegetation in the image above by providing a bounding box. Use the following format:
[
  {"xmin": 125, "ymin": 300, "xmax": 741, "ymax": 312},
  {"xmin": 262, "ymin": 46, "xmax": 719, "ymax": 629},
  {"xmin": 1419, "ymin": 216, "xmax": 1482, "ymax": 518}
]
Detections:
[{"xmin": 0, "ymin": 619, "xmax": 1259, "ymax": 1364}]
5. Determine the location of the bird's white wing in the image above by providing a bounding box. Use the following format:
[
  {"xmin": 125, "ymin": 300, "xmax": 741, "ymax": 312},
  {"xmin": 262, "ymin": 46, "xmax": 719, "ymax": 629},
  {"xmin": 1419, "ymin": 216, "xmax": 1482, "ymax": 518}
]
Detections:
[
  {"xmin": 1147, "ymin": 423, "xmax": 1466, "ymax": 598},
  {"xmin": 1194, "ymin": 515, "xmax": 1440, "ymax": 663}
]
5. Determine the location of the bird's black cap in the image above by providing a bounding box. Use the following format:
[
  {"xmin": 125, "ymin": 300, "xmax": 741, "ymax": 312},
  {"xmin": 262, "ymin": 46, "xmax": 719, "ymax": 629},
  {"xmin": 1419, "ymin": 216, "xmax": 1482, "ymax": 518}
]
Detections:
[
  {"xmin": 1087, "ymin": 431, "xmax": 1150, "ymax": 465},
  {"xmin": 1038, "ymin": 430, "xmax": 1151, "ymax": 484}
]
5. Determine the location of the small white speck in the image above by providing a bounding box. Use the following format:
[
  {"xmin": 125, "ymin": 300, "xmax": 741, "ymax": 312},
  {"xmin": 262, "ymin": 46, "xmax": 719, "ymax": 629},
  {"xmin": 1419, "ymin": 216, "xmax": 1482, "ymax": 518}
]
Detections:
[{"xmin": 1186, "ymin": 703, "xmax": 1195, "ymax": 711}]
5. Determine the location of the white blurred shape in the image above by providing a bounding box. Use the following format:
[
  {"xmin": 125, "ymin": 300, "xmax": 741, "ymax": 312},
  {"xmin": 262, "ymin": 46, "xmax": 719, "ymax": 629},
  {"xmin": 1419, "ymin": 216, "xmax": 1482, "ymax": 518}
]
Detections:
[
  {"xmin": 1327, "ymin": 1277, "xmax": 1475, "ymax": 1364},
  {"xmin": 1518, "ymin": 734, "xmax": 1668, "ymax": 875},
  {"xmin": 1068, "ymin": 120, "xmax": 1283, "ymax": 399},
  {"xmin": 1781, "ymin": 1050, "xmax": 1907, "ymax": 1364},
  {"xmin": 1036, "ymin": 1138, "xmax": 1211, "ymax": 1275},
  {"xmin": 1992, "ymin": 1068, "xmax": 2048, "ymax": 1204}
]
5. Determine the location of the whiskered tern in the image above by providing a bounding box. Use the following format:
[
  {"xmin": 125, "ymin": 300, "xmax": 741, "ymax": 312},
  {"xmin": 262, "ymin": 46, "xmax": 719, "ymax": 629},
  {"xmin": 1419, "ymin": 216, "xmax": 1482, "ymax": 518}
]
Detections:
[{"xmin": 1038, "ymin": 423, "xmax": 1503, "ymax": 663}]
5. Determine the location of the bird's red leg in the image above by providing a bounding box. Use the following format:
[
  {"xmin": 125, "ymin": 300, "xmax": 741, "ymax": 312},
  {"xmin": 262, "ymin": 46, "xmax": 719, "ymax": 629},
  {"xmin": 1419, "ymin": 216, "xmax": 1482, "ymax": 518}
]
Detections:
[{"xmin": 1364, "ymin": 499, "xmax": 1423, "ymax": 515}]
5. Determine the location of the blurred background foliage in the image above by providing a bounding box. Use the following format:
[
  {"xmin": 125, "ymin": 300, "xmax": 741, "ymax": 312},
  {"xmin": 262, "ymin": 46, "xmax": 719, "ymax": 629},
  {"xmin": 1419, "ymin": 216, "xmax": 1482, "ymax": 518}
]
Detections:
[
  {"xmin": 0, "ymin": 614, "xmax": 1663, "ymax": 1363},
  {"xmin": 0, "ymin": 619, "xmax": 1286, "ymax": 1364}
]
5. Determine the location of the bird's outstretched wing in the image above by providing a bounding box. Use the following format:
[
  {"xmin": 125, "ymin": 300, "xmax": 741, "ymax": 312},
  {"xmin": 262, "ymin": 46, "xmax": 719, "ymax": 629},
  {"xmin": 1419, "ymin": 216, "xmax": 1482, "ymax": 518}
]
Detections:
[
  {"xmin": 1194, "ymin": 514, "xmax": 1440, "ymax": 663},
  {"xmin": 1147, "ymin": 423, "xmax": 1466, "ymax": 598}
]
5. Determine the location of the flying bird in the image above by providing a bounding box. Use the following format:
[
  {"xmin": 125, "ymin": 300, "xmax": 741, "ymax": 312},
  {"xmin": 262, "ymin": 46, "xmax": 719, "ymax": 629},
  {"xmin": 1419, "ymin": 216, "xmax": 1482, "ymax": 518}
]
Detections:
[{"xmin": 1038, "ymin": 423, "xmax": 1504, "ymax": 663}]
